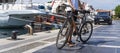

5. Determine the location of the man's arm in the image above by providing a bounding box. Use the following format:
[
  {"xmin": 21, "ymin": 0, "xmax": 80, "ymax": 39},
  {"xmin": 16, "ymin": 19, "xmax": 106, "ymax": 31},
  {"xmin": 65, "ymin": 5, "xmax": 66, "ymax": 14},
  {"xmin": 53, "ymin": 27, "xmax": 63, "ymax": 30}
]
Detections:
[
  {"xmin": 67, "ymin": 0, "xmax": 75, "ymax": 11},
  {"xmin": 78, "ymin": 0, "xmax": 82, "ymax": 9},
  {"xmin": 78, "ymin": 0, "xmax": 85, "ymax": 10}
]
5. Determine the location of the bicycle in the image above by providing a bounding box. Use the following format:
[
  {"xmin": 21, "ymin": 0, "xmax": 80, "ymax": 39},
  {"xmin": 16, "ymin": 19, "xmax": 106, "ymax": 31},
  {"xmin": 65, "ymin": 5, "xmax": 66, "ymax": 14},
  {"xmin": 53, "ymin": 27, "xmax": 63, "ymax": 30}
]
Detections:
[{"xmin": 56, "ymin": 9, "xmax": 93, "ymax": 49}]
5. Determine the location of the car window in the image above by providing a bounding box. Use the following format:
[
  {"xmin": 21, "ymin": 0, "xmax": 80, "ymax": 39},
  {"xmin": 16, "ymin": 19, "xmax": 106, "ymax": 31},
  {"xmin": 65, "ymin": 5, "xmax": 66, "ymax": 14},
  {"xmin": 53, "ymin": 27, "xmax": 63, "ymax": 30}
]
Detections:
[{"xmin": 97, "ymin": 12, "xmax": 109, "ymax": 16}]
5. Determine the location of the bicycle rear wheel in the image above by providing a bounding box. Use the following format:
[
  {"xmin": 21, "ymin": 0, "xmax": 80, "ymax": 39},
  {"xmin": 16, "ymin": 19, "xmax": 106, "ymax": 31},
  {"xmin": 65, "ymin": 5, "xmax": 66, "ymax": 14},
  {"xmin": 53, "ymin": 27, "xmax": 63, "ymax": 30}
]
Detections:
[
  {"xmin": 56, "ymin": 20, "xmax": 71, "ymax": 49},
  {"xmin": 79, "ymin": 21, "xmax": 93, "ymax": 43}
]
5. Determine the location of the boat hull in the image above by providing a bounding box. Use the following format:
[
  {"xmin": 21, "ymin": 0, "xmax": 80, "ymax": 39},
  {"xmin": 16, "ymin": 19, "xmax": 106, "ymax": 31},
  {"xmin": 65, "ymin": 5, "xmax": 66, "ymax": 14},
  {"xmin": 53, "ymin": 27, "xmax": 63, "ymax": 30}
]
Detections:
[{"xmin": 0, "ymin": 16, "xmax": 33, "ymax": 28}]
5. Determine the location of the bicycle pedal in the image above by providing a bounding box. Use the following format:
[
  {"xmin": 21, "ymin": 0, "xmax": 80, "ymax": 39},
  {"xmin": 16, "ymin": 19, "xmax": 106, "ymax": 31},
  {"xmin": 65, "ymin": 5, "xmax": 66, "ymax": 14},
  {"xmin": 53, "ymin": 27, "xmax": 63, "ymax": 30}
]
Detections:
[{"xmin": 75, "ymin": 22, "xmax": 79, "ymax": 25}]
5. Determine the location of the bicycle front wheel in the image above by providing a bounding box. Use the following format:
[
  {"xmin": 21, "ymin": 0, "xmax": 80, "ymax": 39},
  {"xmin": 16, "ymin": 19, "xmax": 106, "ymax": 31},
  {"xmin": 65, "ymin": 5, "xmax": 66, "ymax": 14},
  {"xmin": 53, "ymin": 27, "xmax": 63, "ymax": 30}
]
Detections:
[
  {"xmin": 79, "ymin": 21, "xmax": 93, "ymax": 43},
  {"xmin": 56, "ymin": 20, "xmax": 71, "ymax": 49}
]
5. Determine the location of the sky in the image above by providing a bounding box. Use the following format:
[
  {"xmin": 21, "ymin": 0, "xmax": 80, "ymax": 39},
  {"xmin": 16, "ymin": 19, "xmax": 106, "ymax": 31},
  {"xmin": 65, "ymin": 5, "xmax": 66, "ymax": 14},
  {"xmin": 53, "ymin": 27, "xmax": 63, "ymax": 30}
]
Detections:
[
  {"xmin": 81, "ymin": 0, "xmax": 120, "ymax": 10},
  {"xmin": 16, "ymin": 0, "xmax": 120, "ymax": 10}
]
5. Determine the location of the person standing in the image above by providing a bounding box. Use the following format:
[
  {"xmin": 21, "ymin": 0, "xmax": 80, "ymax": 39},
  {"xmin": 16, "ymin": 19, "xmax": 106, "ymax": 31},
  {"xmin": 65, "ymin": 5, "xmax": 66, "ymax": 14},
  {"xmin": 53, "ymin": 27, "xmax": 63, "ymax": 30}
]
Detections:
[{"xmin": 67, "ymin": 0, "xmax": 84, "ymax": 47}]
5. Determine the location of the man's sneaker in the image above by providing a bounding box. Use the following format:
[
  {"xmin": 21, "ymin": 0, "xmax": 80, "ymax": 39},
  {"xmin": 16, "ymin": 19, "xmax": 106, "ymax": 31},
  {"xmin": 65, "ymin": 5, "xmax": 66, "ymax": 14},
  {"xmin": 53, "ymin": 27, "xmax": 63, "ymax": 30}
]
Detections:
[
  {"xmin": 67, "ymin": 41, "xmax": 75, "ymax": 47},
  {"xmin": 68, "ymin": 43, "xmax": 75, "ymax": 47}
]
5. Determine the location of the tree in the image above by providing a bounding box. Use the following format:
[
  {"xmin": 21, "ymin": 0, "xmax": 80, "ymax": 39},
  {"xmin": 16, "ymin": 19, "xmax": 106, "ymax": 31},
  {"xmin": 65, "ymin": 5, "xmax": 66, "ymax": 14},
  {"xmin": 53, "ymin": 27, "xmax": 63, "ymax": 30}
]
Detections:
[{"xmin": 115, "ymin": 5, "xmax": 120, "ymax": 18}]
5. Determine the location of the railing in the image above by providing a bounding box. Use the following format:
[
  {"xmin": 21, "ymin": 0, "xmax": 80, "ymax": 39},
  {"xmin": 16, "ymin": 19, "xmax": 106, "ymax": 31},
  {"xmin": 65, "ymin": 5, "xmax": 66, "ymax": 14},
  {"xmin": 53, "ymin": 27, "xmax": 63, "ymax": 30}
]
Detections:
[{"xmin": 0, "ymin": 2, "xmax": 41, "ymax": 10}]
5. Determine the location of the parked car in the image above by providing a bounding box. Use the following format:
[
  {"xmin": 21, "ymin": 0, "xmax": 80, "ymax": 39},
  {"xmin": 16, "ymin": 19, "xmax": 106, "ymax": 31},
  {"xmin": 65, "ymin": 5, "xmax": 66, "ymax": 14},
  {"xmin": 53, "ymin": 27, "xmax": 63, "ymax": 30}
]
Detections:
[{"xmin": 94, "ymin": 10, "xmax": 112, "ymax": 25}]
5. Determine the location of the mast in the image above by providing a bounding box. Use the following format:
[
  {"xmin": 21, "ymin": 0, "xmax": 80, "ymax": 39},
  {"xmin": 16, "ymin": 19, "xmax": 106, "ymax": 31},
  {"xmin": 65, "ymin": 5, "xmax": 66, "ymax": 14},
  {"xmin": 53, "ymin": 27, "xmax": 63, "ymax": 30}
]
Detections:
[
  {"xmin": 21, "ymin": 0, "xmax": 23, "ymax": 4},
  {"xmin": 13, "ymin": 0, "xmax": 15, "ymax": 4},
  {"xmin": 51, "ymin": 0, "xmax": 55, "ymax": 7},
  {"xmin": 20, "ymin": 0, "xmax": 23, "ymax": 9},
  {"xmin": 2, "ymin": 0, "xmax": 5, "ymax": 10},
  {"xmin": 30, "ymin": 0, "xmax": 33, "ymax": 7}
]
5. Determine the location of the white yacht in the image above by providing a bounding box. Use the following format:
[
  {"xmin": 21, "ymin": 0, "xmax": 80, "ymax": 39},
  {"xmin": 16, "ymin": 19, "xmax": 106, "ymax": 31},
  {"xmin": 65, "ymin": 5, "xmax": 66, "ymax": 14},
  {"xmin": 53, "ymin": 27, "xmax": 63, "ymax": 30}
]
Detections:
[{"xmin": 0, "ymin": 0, "xmax": 46, "ymax": 28}]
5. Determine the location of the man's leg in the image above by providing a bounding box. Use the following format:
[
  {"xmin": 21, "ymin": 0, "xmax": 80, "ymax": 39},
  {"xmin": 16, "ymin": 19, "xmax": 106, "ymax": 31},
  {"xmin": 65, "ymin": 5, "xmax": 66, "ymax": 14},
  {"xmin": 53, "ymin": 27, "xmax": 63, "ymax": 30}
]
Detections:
[
  {"xmin": 67, "ymin": 22, "xmax": 75, "ymax": 47},
  {"xmin": 72, "ymin": 10, "xmax": 78, "ymax": 36}
]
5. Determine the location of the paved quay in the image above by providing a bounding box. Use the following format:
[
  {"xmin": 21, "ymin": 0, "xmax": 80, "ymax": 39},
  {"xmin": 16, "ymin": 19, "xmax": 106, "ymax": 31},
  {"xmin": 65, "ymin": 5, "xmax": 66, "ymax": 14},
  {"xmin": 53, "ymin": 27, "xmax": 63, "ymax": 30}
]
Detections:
[
  {"xmin": 0, "ymin": 22, "xmax": 100, "ymax": 53},
  {"xmin": 1, "ymin": 20, "xmax": 120, "ymax": 53},
  {"xmin": 26, "ymin": 20, "xmax": 120, "ymax": 53},
  {"xmin": 0, "ymin": 29, "xmax": 60, "ymax": 53}
]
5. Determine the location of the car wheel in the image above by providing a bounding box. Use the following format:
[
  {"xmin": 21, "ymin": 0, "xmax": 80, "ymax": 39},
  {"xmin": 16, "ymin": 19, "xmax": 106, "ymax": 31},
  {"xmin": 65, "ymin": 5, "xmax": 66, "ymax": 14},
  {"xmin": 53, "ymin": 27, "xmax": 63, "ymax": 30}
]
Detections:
[
  {"xmin": 98, "ymin": 23, "xmax": 100, "ymax": 25},
  {"xmin": 108, "ymin": 21, "xmax": 112, "ymax": 25},
  {"xmin": 94, "ymin": 22, "xmax": 97, "ymax": 25},
  {"xmin": 94, "ymin": 23, "xmax": 97, "ymax": 25}
]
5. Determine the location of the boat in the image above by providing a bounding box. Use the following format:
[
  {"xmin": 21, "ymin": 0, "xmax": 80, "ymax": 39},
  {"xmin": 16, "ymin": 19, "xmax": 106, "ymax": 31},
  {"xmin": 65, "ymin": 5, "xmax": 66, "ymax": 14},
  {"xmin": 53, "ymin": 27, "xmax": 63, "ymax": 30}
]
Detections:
[{"xmin": 0, "ymin": 0, "xmax": 47, "ymax": 28}]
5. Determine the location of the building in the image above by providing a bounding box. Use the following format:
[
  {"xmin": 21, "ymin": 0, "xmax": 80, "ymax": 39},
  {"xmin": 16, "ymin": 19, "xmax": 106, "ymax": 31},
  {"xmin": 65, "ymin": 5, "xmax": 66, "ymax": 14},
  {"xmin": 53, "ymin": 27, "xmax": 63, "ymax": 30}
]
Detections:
[{"xmin": 96, "ymin": 9, "xmax": 114, "ymax": 16}]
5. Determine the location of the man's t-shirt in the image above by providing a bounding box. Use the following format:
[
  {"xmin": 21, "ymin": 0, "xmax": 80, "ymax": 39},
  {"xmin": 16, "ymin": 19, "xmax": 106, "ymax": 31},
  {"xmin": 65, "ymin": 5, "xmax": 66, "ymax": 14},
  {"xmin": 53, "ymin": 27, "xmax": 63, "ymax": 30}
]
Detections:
[{"xmin": 71, "ymin": 0, "xmax": 79, "ymax": 10}]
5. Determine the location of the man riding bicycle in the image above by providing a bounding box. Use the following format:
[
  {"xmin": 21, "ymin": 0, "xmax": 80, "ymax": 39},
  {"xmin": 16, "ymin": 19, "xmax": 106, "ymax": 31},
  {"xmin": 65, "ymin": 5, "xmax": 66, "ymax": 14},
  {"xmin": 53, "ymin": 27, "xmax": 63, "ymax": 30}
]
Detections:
[{"xmin": 67, "ymin": 0, "xmax": 85, "ymax": 47}]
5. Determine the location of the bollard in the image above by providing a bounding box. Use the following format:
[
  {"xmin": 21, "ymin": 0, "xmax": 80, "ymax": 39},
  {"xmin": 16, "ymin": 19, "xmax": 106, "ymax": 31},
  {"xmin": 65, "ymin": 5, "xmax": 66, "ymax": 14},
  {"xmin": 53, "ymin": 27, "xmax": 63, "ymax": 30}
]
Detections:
[
  {"xmin": 11, "ymin": 31, "xmax": 18, "ymax": 40},
  {"xmin": 30, "ymin": 21, "xmax": 35, "ymax": 33},
  {"xmin": 24, "ymin": 24, "xmax": 33, "ymax": 35}
]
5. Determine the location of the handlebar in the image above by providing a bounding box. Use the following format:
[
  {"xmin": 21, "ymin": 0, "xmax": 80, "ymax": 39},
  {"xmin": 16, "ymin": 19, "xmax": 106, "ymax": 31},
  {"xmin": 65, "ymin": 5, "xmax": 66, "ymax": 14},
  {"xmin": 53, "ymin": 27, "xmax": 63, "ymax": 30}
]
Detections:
[
  {"xmin": 77, "ymin": 10, "xmax": 90, "ymax": 14},
  {"xmin": 61, "ymin": 3, "xmax": 93, "ymax": 14},
  {"xmin": 64, "ymin": 4, "xmax": 90, "ymax": 14}
]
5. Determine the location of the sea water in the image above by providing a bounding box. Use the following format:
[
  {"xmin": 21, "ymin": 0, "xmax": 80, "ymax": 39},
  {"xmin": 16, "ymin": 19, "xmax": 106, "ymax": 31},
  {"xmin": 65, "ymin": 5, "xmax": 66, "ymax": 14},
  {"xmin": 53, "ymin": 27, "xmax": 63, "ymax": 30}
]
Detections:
[{"xmin": 0, "ymin": 28, "xmax": 27, "ymax": 38}]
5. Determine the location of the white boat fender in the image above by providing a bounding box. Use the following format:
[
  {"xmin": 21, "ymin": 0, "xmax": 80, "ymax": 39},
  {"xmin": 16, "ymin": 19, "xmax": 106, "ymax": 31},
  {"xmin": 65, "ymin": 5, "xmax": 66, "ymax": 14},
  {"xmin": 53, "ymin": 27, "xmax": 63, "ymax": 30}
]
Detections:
[{"xmin": 24, "ymin": 24, "xmax": 33, "ymax": 35}]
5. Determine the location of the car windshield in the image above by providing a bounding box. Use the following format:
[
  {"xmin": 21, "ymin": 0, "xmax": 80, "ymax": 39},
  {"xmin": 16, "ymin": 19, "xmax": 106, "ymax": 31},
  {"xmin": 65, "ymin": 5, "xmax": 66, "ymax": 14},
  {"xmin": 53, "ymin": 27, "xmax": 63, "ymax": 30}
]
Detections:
[{"xmin": 97, "ymin": 12, "xmax": 109, "ymax": 16}]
